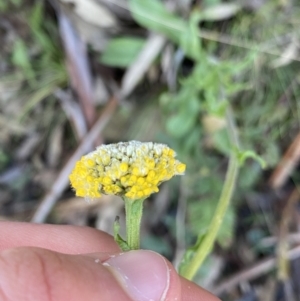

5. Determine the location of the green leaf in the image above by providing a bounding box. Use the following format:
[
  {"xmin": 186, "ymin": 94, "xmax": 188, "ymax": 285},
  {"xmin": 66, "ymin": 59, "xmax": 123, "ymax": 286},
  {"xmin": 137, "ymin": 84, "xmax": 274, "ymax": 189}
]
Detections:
[
  {"xmin": 166, "ymin": 113, "xmax": 196, "ymax": 138},
  {"xmin": 182, "ymin": 127, "xmax": 202, "ymax": 154},
  {"xmin": 263, "ymin": 143, "xmax": 280, "ymax": 167},
  {"xmin": 179, "ymin": 12, "xmax": 202, "ymax": 60},
  {"xmin": 212, "ymin": 128, "xmax": 231, "ymax": 155},
  {"xmin": 0, "ymin": 2, "xmax": 8, "ymax": 11},
  {"xmin": 11, "ymin": 39, "xmax": 36, "ymax": 85},
  {"xmin": 165, "ymin": 92, "xmax": 201, "ymax": 138},
  {"xmin": 203, "ymin": 0, "xmax": 222, "ymax": 6},
  {"xmin": 226, "ymin": 82, "xmax": 252, "ymax": 95},
  {"xmin": 100, "ymin": 37, "xmax": 146, "ymax": 67},
  {"xmin": 239, "ymin": 162, "xmax": 262, "ymax": 189},
  {"xmin": 12, "ymin": 39, "xmax": 30, "ymax": 70},
  {"xmin": 166, "ymin": 97, "xmax": 200, "ymax": 138},
  {"xmin": 129, "ymin": 0, "xmax": 187, "ymax": 44},
  {"xmin": 200, "ymin": 3, "xmax": 241, "ymax": 21},
  {"xmin": 179, "ymin": 233, "xmax": 206, "ymax": 274},
  {"xmin": 115, "ymin": 234, "xmax": 131, "ymax": 252},
  {"xmin": 236, "ymin": 150, "xmax": 267, "ymax": 169},
  {"xmin": 30, "ymin": 1, "xmax": 43, "ymax": 28},
  {"xmin": 180, "ymin": 202, "xmax": 235, "ymax": 273},
  {"xmin": 29, "ymin": 3, "xmax": 56, "ymax": 56},
  {"xmin": 188, "ymin": 200, "xmax": 236, "ymax": 248},
  {"xmin": 114, "ymin": 217, "xmax": 130, "ymax": 251},
  {"xmin": 11, "ymin": 0, "xmax": 23, "ymax": 6}
]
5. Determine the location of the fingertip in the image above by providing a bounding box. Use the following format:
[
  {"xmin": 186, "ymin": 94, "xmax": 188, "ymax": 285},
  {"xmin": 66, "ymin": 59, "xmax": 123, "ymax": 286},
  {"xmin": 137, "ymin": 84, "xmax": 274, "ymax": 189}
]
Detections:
[{"xmin": 104, "ymin": 250, "xmax": 180, "ymax": 301}]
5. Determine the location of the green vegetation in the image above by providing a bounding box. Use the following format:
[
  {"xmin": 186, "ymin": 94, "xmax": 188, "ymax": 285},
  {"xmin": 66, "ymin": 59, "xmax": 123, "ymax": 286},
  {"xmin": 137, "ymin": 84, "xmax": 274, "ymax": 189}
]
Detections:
[{"xmin": 1, "ymin": 0, "xmax": 300, "ymax": 295}]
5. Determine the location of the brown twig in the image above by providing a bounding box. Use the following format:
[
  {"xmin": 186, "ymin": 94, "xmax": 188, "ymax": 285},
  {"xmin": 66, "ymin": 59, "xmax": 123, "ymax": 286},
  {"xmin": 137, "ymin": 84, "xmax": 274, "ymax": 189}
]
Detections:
[
  {"xmin": 31, "ymin": 97, "xmax": 118, "ymax": 223},
  {"xmin": 269, "ymin": 133, "xmax": 300, "ymax": 189},
  {"xmin": 259, "ymin": 233, "xmax": 300, "ymax": 248},
  {"xmin": 212, "ymin": 244, "xmax": 300, "ymax": 295},
  {"xmin": 54, "ymin": 89, "xmax": 87, "ymax": 141},
  {"xmin": 275, "ymin": 189, "xmax": 299, "ymax": 301},
  {"xmin": 277, "ymin": 188, "xmax": 300, "ymax": 280},
  {"xmin": 58, "ymin": 11, "xmax": 96, "ymax": 128}
]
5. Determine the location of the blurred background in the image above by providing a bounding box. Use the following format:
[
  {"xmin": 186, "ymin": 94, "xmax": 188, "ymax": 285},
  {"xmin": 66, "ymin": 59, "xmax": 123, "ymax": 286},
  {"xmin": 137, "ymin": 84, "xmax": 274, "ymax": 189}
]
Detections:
[{"xmin": 1, "ymin": 0, "xmax": 300, "ymax": 299}]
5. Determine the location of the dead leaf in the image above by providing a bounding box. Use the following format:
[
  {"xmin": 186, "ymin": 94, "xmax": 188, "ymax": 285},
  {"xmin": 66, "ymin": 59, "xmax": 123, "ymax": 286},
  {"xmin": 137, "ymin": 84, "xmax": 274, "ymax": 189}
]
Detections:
[
  {"xmin": 54, "ymin": 89, "xmax": 87, "ymax": 141},
  {"xmin": 54, "ymin": 196, "xmax": 103, "ymax": 225},
  {"xmin": 60, "ymin": 0, "xmax": 117, "ymax": 28},
  {"xmin": 58, "ymin": 12, "xmax": 96, "ymax": 128},
  {"xmin": 201, "ymin": 3, "xmax": 241, "ymax": 21},
  {"xmin": 94, "ymin": 77, "xmax": 109, "ymax": 105},
  {"xmin": 202, "ymin": 115, "xmax": 226, "ymax": 134},
  {"xmin": 47, "ymin": 123, "xmax": 64, "ymax": 168},
  {"xmin": 59, "ymin": 2, "xmax": 111, "ymax": 50},
  {"xmin": 121, "ymin": 34, "xmax": 166, "ymax": 97},
  {"xmin": 98, "ymin": 0, "xmax": 132, "ymax": 21},
  {"xmin": 271, "ymin": 37, "xmax": 299, "ymax": 68},
  {"xmin": 15, "ymin": 133, "xmax": 41, "ymax": 161}
]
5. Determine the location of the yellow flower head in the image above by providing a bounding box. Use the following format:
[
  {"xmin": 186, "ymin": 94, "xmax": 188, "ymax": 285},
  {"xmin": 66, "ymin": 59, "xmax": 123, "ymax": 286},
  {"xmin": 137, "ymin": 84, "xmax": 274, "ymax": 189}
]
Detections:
[{"xmin": 69, "ymin": 141, "xmax": 186, "ymax": 200}]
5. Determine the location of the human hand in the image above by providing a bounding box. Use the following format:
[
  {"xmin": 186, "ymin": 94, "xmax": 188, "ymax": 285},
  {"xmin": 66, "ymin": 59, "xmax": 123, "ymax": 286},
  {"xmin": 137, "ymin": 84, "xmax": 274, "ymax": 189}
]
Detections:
[{"xmin": 0, "ymin": 221, "xmax": 220, "ymax": 301}]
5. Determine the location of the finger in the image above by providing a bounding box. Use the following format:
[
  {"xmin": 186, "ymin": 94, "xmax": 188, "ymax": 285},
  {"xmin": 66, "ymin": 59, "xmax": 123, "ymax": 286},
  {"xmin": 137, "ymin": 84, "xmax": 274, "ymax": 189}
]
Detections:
[
  {"xmin": 102, "ymin": 250, "xmax": 182, "ymax": 301},
  {"xmin": 0, "ymin": 247, "xmax": 131, "ymax": 301},
  {"xmin": 0, "ymin": 221, "xmax": 120, "ymax": 253},
  {"xmin": 0, "ymin": 247, "xmax": 217, "ymax": 301},
  {"xmin": 90, "ymin": 251, "xmax": 220, "ymax": 301},
  {"xmin": 0, "ymin": 222, "xmax": 221, "ymax": 301}
]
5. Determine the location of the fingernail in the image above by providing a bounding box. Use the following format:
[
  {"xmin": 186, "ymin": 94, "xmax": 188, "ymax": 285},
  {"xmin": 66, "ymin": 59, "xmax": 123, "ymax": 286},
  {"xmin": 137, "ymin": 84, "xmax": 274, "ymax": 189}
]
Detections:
[{"xmin": 103, "ymin": 250, "xmax": 170, "ymax": 301}]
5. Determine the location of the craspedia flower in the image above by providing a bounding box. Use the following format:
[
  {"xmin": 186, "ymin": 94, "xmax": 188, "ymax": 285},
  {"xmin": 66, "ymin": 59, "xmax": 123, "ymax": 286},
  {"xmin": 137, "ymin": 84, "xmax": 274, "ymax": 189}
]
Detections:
[{"xmin": 69, "ymin": 141, "xmax": 186, "ymax": 200}]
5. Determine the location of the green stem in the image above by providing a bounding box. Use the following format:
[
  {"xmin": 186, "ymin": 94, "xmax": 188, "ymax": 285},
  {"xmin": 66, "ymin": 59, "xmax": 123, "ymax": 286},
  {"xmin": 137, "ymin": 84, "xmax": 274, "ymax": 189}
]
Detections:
[
  {"xmin": 124, "ymin": 198, "xmax": 144, "ymax": 250},
  {"xmin": 180, "ymin": 107, "xmax": 240, "ymax": 280},
  {"xmin": 180, "ymin": 153, "xmax": 238, "ymax": 280}
]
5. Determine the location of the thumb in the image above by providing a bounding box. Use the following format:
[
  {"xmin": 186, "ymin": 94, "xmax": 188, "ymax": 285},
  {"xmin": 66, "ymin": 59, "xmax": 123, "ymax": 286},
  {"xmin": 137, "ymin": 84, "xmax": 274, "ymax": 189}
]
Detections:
[
  {"xmin": 101, "ymin": 250, "xmax": 181, "ymax": 301},
  {"xmin": 0, "ymin": 247, "xmax": 180, "ymax": 301},
  {"xmin": 0, "ymin": 247, "xmax": 218, "ymax": 301}
]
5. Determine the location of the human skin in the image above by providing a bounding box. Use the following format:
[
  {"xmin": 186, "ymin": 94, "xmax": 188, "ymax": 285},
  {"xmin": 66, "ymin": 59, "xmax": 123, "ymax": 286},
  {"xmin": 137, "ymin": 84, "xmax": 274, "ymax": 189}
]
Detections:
[{"xmin": 0, "ymin": 221, "xmax": 220, "ymax": 301}]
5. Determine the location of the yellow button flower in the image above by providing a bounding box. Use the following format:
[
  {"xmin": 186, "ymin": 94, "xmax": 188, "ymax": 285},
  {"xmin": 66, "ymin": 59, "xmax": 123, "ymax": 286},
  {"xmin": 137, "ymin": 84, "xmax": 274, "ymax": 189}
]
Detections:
[{"xmin": 69, "ymin": 141, "xmax": 186, "ymax": 200}]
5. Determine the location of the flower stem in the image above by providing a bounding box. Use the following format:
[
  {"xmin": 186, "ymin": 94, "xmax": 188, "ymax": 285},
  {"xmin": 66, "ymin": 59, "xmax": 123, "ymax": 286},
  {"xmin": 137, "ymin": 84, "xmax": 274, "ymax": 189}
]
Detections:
[
  {"xmin": 180, "ymin": 107, "xmax": 240, "ymax": 280},
  {"xmin": 124, "ymin": 198, "xmax": 144, "ymax": 250},
  {"xmin": 180, "ymin": 153, "xmax": 238, "ymax": 280}
]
